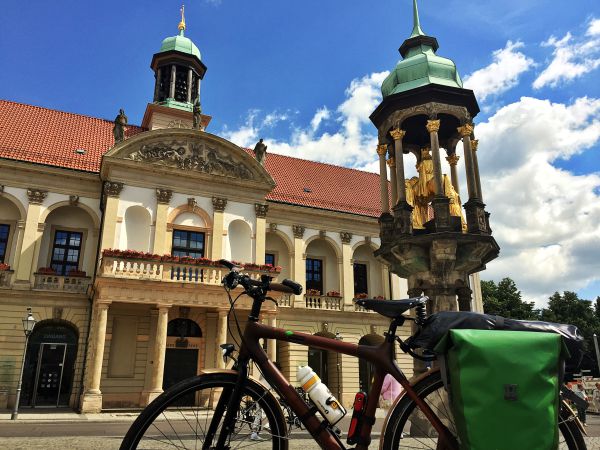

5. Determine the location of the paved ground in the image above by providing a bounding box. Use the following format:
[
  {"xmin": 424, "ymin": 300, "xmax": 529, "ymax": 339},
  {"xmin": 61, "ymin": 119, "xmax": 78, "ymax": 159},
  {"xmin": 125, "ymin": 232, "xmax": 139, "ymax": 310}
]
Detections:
[{"xmin": 1, "ymin": 410, "xmax": 600, "ymax": 448}]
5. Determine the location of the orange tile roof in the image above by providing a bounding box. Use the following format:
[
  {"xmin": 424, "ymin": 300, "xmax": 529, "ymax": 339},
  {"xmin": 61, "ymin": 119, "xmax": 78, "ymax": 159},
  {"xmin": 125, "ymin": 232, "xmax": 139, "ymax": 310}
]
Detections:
[{"xmin": 0, "ymin": 99, "xmax": 387, "ymax": 218}]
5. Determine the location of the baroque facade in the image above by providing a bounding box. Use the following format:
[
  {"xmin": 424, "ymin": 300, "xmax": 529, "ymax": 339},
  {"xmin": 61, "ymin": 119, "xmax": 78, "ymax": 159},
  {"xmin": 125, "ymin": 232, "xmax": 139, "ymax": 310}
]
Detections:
[{"xmin": 0, "ymin": 11, "xmax": 483, "ymax": 413}]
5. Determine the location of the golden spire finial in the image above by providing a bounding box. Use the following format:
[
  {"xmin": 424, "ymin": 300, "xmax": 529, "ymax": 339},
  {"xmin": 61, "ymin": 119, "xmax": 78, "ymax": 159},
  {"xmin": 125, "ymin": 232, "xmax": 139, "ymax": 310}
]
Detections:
[{"xmin": 178, "ymin": 4, "xmax": 186, "ymax": 32}]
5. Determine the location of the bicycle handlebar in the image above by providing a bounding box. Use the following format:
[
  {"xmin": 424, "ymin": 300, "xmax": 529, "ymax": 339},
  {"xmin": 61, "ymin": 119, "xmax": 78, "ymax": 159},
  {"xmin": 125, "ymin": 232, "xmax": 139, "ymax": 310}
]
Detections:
[{"xmin": 219, "ymin": 259, "xmax": 303, "ymax": 296}]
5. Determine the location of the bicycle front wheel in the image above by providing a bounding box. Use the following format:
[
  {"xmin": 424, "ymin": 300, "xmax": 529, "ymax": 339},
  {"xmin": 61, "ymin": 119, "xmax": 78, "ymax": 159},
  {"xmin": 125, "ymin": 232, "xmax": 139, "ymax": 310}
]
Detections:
[
  {"xmin": 120, "ymin": 372, "xmax": 288, "ymax": 450},
  {"xmin": 382, "ymin": 371, "xmax": 586, "ymax": 450}
]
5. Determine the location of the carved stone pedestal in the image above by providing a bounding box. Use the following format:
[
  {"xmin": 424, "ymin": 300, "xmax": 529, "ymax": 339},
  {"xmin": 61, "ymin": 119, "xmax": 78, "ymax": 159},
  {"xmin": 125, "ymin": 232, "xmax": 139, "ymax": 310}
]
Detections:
[
  {"xmin": 392, "ymin": 201, "xmax": 413, "ymax": 236},
  {"xmin": 378, "ymin": 213, "xmax": 395, "ymax": 245},
  {"xmin": 80, "ymin": 392, "xmax": 103, "ymax": 414},
  {"xmin": 464, "ymin": 198, "xmax": 489, "ymax": 234}
]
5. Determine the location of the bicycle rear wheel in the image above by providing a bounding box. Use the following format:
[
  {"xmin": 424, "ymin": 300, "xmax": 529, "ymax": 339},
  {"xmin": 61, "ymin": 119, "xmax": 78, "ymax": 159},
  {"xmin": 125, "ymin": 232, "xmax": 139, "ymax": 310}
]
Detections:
[
  {"xmin": 120, "ymin": 372, "xmax": 288, "ymax": 450},
  {"xmin": 382, "ymin": 371, "xmax": 586, "ymax": 450}
]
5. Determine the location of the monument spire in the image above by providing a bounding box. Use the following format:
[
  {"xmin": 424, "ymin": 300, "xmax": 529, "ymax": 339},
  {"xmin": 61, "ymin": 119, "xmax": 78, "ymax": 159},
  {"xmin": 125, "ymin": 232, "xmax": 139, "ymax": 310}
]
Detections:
[
  {"xmin": 178, "ymin": 4, "xmax": 186, "ymax": 35},
  {"xmin": 410, "ymin": 0, "xmax": 425, "ymax": 37}
]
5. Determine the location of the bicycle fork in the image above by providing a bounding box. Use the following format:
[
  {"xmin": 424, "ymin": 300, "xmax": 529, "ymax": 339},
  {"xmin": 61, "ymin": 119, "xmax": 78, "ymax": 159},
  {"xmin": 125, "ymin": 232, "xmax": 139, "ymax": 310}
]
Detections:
[{"xmin": 206, "ymin": 360, "xmax": 250, "ymax": 450}]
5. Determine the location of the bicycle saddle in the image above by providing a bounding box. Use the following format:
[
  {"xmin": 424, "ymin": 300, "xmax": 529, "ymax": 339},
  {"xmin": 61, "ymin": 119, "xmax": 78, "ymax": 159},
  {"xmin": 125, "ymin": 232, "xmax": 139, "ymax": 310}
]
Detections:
[{"xmin": 355, "ymin": 297, "xmax": 427, "ymax": 319}]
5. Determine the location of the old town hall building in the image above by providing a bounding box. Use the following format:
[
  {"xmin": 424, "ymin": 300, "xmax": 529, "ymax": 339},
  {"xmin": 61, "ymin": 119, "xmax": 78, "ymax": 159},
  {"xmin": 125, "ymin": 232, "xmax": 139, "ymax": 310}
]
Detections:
[{"xmin": 0, "ymin": 11, "xmax": 483, "ymax": 413}]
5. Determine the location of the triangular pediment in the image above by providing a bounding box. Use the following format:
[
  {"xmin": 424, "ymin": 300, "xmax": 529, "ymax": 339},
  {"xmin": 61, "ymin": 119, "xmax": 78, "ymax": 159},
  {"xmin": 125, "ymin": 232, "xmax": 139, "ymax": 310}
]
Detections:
[{"xmin": 102, "ymin": 128, "xmax": 275, "ymax": 189}]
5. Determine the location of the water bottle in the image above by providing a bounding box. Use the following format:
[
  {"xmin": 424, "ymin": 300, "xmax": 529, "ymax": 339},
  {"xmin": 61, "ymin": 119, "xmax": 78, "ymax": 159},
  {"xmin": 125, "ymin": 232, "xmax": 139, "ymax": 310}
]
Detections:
[{"xmin": 297, "ymin": 365, "xmax": 347, "ymax": 425}]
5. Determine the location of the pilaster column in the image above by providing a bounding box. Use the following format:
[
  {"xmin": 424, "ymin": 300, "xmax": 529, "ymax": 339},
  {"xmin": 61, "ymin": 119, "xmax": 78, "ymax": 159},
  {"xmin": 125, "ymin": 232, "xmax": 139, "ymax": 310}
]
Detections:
[
  {"xmin": 426, "ymin": 120, "xmax": 444, "ymax": 196},
  {"xmin": 169, "ymin": 65, "xmax": 176, "ymax": 99},
  {"xmin": 457, "ymin": 124, "xmax": 477, "ymax": 201},
  {"xmin": 291, "ymin": 225, "xmax": 306, "ymax": 307},
  {"xmin": 340, "ymin": 232, "xmax": 354, "ymax": 307},
  {"xmin": 15, "ymin": 189, "xmax": 47, "ymax": 283},
  {"xmin": 153, "ymin": 189, "xmax": 172, "ymax": 254},
  {"xmin": 376, "ymin": 144, "xmax": 390, "ymax": 213},
  {"xmin": 254, "ymin": 204, "xmax": 268, "ymax": 265},
  {"xmin": 100, "ymin": 182, "xmax": 123, "ymax": 251},
  {"xmin": 267, "ymin": 315, "xmax": 277, "ymax": 362},
  {"xmin": 446, "ymin": 154, "xmax": 461, "ymax": 195},
  {"xmin": 390, "ymin": 129, "xmax": 407, "ymax": 202},
  {"xmin": 80, "ymin": 302, "xmax": 110, "ymax": 413},
  {"xmin": 210, "ymin": 197, "xmax": 227, "ymax": 260},
  {"xmin": 471, "ymin": 139, "xmax": 483, "ymax": 202},
  {"xmin": 216, "ymin": 309, "xmax": 228, "ymax": 369},
  {"xmin": 186, "ymin": 68, "xmax": 193, "ymax": 103},
  {"xmin": 146, "ymin": 305, "xmax": 170, "ymax": 401},
  {"xmin": 10, "ymin": 220, "xmax": 26, "ymax": 273}
]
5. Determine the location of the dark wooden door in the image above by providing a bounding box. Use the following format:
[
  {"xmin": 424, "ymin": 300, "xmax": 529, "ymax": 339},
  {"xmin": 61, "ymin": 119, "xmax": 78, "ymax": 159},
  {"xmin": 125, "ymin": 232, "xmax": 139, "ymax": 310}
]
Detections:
[{"xmin": 163, "ymin": 349, "xmax": 199, "ymax": 406}]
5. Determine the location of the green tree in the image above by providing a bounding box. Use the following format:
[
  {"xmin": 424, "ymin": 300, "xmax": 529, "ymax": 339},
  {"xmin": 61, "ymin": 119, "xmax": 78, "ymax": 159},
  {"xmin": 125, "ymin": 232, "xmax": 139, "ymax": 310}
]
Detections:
[
  {"xmin": 481, "ymin": 277, "xmax": 538, "ymax": 320},
  {"xmin": 540, "ymin": 291, "xmax": 600, "ymax": 353}
]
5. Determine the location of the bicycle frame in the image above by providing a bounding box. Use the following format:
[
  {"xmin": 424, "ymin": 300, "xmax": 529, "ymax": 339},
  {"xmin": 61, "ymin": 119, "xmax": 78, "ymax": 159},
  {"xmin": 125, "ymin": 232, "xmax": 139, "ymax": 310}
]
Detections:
[{"xmin": 216, "ymin": 312, "xmax": 458, "ymax": 450}]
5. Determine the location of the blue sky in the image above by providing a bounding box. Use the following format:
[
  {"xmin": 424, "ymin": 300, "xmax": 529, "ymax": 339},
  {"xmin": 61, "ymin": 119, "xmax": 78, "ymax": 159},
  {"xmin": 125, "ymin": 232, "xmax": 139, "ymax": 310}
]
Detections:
[{"xmin": 1, "ymin": 0, "xmax": 599, "ymax": 304}]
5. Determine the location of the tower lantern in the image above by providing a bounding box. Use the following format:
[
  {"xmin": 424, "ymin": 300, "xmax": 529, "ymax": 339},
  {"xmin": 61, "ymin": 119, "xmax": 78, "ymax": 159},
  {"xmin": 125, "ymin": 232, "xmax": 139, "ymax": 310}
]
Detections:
[
  {"xmin": 143, "ymin": 6, "xmax": 210, "ymax": 130},
  {"xmin": 371, "ymin": 0, "xmax": 499, "ymax": 314}
]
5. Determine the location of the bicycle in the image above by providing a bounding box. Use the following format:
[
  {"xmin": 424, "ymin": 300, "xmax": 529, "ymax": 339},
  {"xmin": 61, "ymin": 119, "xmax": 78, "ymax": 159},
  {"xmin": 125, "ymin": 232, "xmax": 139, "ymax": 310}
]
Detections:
[{"xmin": 121, "ymin": 259, "xmax": 587, "ymax": 449}]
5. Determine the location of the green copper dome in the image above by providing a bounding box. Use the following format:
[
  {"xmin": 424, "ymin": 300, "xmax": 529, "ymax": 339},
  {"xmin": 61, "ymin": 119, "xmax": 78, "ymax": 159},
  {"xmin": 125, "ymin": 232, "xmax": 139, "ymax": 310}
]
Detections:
[
  {"xmin": 159, "ymin": 29, "xmax": 201, "ymax": 60},
  {"xmin": 381, "ymin": 0, "xmax": 462, "ymax": 98}
]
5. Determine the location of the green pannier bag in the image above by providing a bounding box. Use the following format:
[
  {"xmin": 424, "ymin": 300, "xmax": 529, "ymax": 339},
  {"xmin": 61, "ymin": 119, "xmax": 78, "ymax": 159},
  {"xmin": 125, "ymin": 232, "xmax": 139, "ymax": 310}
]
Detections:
[{"xmin": 435, "ymin": 329, "xmax": 567, "ymax": 450}]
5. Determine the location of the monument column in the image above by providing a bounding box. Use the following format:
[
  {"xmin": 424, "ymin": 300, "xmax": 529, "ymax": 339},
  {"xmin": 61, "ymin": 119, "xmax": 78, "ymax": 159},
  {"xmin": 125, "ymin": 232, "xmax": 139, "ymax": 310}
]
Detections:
[
  {"xmin": 458, "ymin": 124, "xmax": 477, "ymax": 201},
  {"xmin": 390, "ymin": 129, "xmax": 407, "ymax": 202},
  {"xmin": 376, "ymin": 144, "xmax": 390, "ymax": 213},
  {"xmin": 471, "ymin": 139, "xmax": 483, "ymax": 202},
  {"xmin": 426, "ymin": 119, "xmax": 444, "ymax": 196},
  {"xmin": 387, "ymin": 155, "xmax": 398, "ymax": 206},
  {"xmin": 169, "ymin": 65, "xmax": 176, "ymax": 99},
  {"xmin": 446, "ymin": 154, "xmax": 460, "ymax": 194},
  {"xmin": 80, "ymin": 302, "xmax": 110, "ymax": 413}
]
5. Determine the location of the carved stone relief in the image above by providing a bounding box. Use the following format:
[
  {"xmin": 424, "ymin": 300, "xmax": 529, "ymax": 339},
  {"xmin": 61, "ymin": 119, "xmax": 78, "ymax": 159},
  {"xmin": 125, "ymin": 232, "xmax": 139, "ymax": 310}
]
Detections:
[{"xmin": 129, "ymin": 140, "xmax": 255, "ymax": 181}]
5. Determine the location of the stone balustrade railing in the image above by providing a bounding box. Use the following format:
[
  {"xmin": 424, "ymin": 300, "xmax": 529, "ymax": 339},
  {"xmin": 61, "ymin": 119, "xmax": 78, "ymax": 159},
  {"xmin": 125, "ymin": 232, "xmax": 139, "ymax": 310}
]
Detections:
[
  {"xmin": 0, "ymin": 270, "xmax": 14, "ymax": 288},
  {"xmin": 100, "ymin": 256, "xmax": 274, "ymax": 286},
  {"xmin": 279, "ymin": 294, "xmax": 293, "ymax": 307},
  {"xmin": 305, "ymin": 294, "xmax": 342, "ymax": 311},
  {"xmin": 33, "ymin": 273, "xmax": 92, "ymax": 294}
]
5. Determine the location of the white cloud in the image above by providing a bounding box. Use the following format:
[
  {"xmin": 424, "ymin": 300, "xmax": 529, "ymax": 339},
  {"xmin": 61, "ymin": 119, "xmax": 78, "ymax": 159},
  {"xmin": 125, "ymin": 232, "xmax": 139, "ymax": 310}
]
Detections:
[
  {"xmin": 587, "ymin": 18, "xmax": 600, "ymax": 37},
  {"xmin": 310, "ymin": 107, "xmax": 330, "ymax": 132},
  {"xmin": 533, "ymin": 19, "xmax": 600, "ymax": 89},
  {"xmin": 474, "ymin": 96, "xmax": 600, "ymax": 304},
  {"xmin": 463, "ymin": 41, "xmax": 534, "ymax": 102},
  {"xmin": 221, "ymin": 71, "xmax": 389, "ymax": 168}
]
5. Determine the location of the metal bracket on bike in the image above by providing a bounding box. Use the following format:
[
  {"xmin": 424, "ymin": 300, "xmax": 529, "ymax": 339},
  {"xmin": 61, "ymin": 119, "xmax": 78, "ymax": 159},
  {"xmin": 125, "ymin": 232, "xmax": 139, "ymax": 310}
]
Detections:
[{"xmin": 396, "ymin": 336, "xmax": 436, "ymax": 361}]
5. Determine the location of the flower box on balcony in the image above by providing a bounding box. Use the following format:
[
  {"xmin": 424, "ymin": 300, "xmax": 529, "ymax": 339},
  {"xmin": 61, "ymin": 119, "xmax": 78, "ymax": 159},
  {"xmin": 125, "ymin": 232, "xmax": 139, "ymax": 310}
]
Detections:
[
  {"xmin": 374, "ymin": 295, "xmax": 385, "ymax": 300},
  {"xmin": 355, "ymin": 293, "xmax": 369, "ymax": 299},
  {"xmin": 37, "ymin": 267, "xmax": 57, "ymax": 275},
  {"xmin": 0, "ymin": 263, "xmax": 10, "ymax": 271},
  {"xmin": 306, "ymin": 289, "xmax": 321, "ymax": 296},
  {"xmin": 67, "ymin": 269, "xmax": 87, "ymax": 278},
  {"xmin": 326, "ymin": 290, "xmax": 341, "ymax": 297}
]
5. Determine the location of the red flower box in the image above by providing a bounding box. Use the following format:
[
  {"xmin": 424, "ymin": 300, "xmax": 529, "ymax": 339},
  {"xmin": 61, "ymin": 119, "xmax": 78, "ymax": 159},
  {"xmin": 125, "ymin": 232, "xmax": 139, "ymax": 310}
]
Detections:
[
  {"xmin": 37, "ymin": 267, "xmax": 56, "ymax": 275},
  {"xmin": 355, "ymin": 293, "xmax": 369, "ymax": 299},
  {"xmin": 326, "ymin": 290, "xmax": 341, "ymax": 297},
  {"xmin": 67, "ymin": 269, "xmax": 87, "ymax": 277},
  {"xmin": 0, "ymin": 263, "xmax": 10, "ymax": 271}
]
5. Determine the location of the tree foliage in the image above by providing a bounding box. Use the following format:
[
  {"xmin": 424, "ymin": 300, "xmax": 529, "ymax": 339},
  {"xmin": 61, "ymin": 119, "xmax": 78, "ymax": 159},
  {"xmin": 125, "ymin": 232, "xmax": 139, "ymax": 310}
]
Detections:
[
  {"xmin": 481, "ymin": 278, "xmax": 538, "ymax": 320},
  {"xmin": 482, "ymin": 278, "xmax": 600, "ymax": 374}
]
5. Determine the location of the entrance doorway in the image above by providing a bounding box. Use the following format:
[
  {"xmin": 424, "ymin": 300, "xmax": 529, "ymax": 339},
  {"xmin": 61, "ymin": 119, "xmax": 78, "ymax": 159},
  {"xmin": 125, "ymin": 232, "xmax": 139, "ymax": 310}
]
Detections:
[
  {"xmin": 21, "ymin": 321, "xmax": 78, "ymax": 408},
  {"xmin": 163, "ymin": 349, "xmax": 198, "ymax": 406}
]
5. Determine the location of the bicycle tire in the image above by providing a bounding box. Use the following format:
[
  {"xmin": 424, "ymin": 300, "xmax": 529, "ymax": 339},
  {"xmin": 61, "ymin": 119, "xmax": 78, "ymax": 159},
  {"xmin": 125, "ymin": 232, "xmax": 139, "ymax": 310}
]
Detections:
[
  {"xmin": 381, "ymin": 371, "xmax": 586, "ymax": 450},
  {"xmin": 120, "ymin": 372, "xmax": 288, "ymax": 450}
]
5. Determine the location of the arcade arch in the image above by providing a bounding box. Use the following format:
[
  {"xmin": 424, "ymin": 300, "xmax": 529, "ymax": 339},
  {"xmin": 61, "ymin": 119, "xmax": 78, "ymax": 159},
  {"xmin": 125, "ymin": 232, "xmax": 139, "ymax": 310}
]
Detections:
[{"xmin": 305, "ymin": 237, "xmax": 340, "ymax": 295}]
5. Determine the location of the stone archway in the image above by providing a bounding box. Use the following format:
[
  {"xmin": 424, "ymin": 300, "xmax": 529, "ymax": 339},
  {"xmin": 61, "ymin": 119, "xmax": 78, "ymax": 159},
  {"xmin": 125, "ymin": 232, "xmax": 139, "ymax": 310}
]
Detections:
[{"xmin": 20, "ymin": 320, "xmax": 79, "ymax": 408}]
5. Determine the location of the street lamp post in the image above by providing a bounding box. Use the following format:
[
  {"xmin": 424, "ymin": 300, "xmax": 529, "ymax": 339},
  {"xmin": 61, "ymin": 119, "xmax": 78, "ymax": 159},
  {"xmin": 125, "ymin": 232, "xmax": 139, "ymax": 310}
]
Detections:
[{"xmin": 11, "ymin": 307, "xmax": 36, "ymax": 420}]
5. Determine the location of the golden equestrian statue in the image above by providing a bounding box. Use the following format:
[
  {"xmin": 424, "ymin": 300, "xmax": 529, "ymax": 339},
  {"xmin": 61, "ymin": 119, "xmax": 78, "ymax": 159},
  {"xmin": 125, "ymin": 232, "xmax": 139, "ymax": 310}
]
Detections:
[{"xmin": 405, "ymin": 148, "xmax": 466, "ymax": 231}]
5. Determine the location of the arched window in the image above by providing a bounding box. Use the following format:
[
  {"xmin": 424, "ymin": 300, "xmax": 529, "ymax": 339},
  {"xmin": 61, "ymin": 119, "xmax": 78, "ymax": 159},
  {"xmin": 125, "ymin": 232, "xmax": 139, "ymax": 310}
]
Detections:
[{"xmin": 167, "ymin": 319, "xmax": 202, "ymax": 338}]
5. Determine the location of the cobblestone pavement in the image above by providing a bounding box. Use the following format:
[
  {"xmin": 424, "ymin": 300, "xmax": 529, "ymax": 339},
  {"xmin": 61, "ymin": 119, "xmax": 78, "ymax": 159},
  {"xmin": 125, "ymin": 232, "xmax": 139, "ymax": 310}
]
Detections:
[{"xmin": 2, "ymin": 436, "xmax": 600, "ymax": 449}]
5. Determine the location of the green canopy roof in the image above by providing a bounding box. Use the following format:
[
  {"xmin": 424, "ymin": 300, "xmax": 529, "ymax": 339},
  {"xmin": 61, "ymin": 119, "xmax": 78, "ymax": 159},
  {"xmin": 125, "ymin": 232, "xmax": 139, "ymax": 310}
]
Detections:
[
  {"xmin": 381, "ymin": 0, "xmax": 462, "ymax": 98},
  {"xmin": 158, "ymin": 7, "xmax": 201, "ymax": 60}
]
